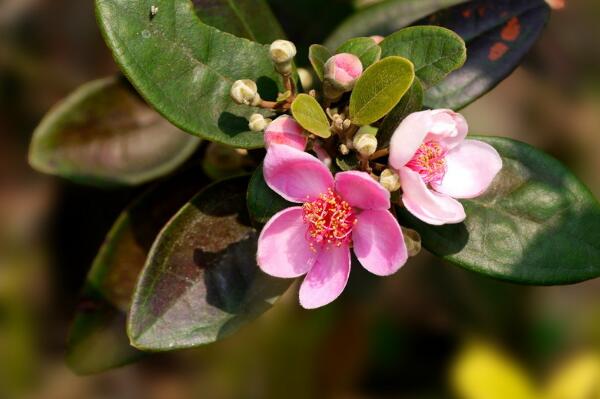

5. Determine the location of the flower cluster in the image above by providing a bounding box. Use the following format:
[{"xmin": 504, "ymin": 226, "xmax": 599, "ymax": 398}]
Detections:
[{"xmin": 231, "ymin": 39, "xmax": 502, "ymax": 309}]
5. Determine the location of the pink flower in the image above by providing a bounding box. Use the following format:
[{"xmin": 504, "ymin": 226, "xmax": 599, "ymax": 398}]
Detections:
[
  {"xmin": 257, "ymin": 145, "xmax": 408, "ymax": 309},
  {"xmin": 389, "ymin": 109, "xmax": 502, "ymax": 225},
  {"xmin": 324, "ymin": 53, "xmax": 363, "ymax": 91},
  {"xmin": 264, "ymin": 115, "xmax": 307, "ymax": 151}
]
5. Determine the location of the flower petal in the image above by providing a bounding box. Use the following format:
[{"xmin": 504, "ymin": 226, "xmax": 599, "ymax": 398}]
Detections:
[
  {"xmin": 433, "ymin": 139, "xmax": 503, "ymax": 199},
  {"xmin": 353, "ymin": 210, "xmax": 408, "ymax": 276},
  {"xmin": 264, "ymin": 115, "xmax": 307, "ymax": 151},
  {"xmin": 389, "ymin": 111, "xmax": 433, "ymax": 169},
  {"xmin": 335, "ymin": 171, "xmax": 390, "ymax": 210},
  {"xmin": 299, "ymin": 245, "xmax": 351, "ymax": 309},
  {"xmin": 399, "ymin": 167, "xmax": 466, "ymax": 225},
  {"xmin": 427, "ymin": 109, "xmax": 468, "ymax": 150},
  {"xmin": 257, "ymin": 207, "xmax": 317, "ymax": 278},
  {"xmin": 264, "ymin": 144, "xmax": 334, "ymax": 203}
]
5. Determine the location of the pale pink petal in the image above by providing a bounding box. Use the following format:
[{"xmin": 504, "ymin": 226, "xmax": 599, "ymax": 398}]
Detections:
[
  {"xmin": 353, "ymin": 210, "xmax": 408, "ymax": 276},
  {"xmin": 335, "ymin": 171, "xmax": 390, "ymax": 210},
  {"xmin": 399, "ymin": 167, "xmax": 466, "ymax": 225},
  {"xmin": 263, "ymin": 144, "xmax": 334, "ymax": 203},
  {"xmin": 426, "ymin": 109, "xmax": 468, "ymax": 150},
  {"xmin": 312, "ymin": 142, "xmax": 332, "ymax": 168},
  {"xmin": 257, "ymin": 207, "xmax": 317, "ymax": 278},
  {"xmin": 389, "ymin": 111, "xmax": 433, "ymax": 169},
  {"xmin": 433, "ymin": 140, "xmax": 503, "ymax": 199},
  {"xmin": 264, "ymin": 115, "xmax": 307, "ymax": 151},
  {"xmin": 299, "ymin": 245, "xmax": 351, "ymax": 309}
]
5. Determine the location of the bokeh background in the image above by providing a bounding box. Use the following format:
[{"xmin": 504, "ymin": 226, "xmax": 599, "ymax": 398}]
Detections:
[{"xmin": 1, "ymin": 1, "xmax": 600, "ymax": 398}]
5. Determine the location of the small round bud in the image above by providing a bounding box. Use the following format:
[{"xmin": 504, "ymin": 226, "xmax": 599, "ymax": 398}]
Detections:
[
  {"xmin": 370, "ymin": 35, "xmax": 384, "ymax": 44},
  {"xmin": 270, "ymin": 40, "xmax": 296, "ymax": 64},
  {"xmin": 353, "ymin": 131, "xmax": 377, "ymax": 157},
  {"xmin": 248, "ymin": 113, "xmax": 271, "ymax": 132},
  {"xmin": 230, "ymin": 79, "xmax": 261, "ymax": 106},
  {"xmin": 297, "ymin": 68, "xmax": 314, "ymax": 91},
  {"xmin": 339, "ymin": 144, "xmax": 350, "ymax": 155},
  {"xmin": 270, "ymin": 40, "xmax": 296, "ymax": 75},
  {"xmin": 379, "ymin": 168, "xmax": 401, "ymax": 192},
  {"xmin": 324, "ymin": 53, "xmax": 363, "ymax": 92}
]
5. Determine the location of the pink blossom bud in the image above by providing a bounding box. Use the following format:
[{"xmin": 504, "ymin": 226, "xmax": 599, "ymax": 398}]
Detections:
[
  {"xmin": 324, "ymin": 53, "xmax": 363, "ymax": 92},
  {"xmin": 264, "ymin": 115, "xmax": 307, "ymax": 151},
  {"xmin": 370, "ymin": 35, "xmax": 384, "ymax": 44}
]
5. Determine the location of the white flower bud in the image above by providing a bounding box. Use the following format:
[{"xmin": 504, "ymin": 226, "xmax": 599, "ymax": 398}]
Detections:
[
  {"xmin": 353, "ymin": 131, "xmax": 378, "ymax": 157},
  {"xmin": 379, "ymin": 168, "xmax": 401, "ymax": 192},
  {"xmin": 270, "ymin": 40, "xmax": 296, "ymax": 64},
  {"xmin": 270, "ymin": 40, "xmax": 296, "ymax": 75},
  {"xmin": 339, "ymin": 144, "xmax": 350, "ymax": 155},
  {"xmin": 402, "ymin": 227, "xmax": 421, "ymax": 257},
  {"xmin": 230, "ymin": 79, "xmax": 261, "ymax": 106},
  {"xmin": 248, "ymin": 113, "xmax": 271, "ymax": 132}
]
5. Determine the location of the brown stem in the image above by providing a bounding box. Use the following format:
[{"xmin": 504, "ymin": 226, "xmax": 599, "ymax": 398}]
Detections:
[{"xmin": 369, "ymin": 148, "xmax": 389, "ymax": 160}]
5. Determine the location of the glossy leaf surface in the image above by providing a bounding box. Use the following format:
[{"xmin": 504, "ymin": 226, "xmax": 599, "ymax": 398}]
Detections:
[
  {"xmin": 67, "ymin": 170, "xmax": 208, "ymax": 374},
  {"xmin": 96, "ymin": 0, "xmax": 288, "ymax": 148},
  {"xmin": 29, "ymin": 76, "xmax": 200, "ymax": 186},
  {"xmin": 128, "ymin": 176, "xmax": 291, "ymax": 350}
]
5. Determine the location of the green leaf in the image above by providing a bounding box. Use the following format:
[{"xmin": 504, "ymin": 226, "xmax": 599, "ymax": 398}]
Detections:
[
  {"xmin": 377, "ymin": 79, "xmax": 424, "ymax": 148},
  {"xmin": 336, "ymin": 37, "xmax": 382, "ymax": 69},
  {"xmin": 192, "ymin": 0, "xmax": 285, "ymax": 44},
  {"xmin": 336, "ymin": 153, "xmax": 360, "ymax": 172},
  {"xmin": 421, "ymin": 0, "xmax": 551, "ymax": 110},
  {"xmin": 128, "ymin": 176, "xmax": 292, "ymax": 351},
  {"xmin": 66, "ymin": 170, "xmax": 208, "ymax": 374},
  {"xmin": 349, "ymin": 56, "xmax": 415, "ymax": 126},
  {"xmin": 95, "ymin": 0, "xmax": 288, "ymax": 149},
  {"xmin": 291, "ymin": 94, "xmax": 331, "ymax": 138},
  {"xmin": 324, "ymin": 0, "xmax": 469, "ymax": 48},
  {"xmin": 29, "ymin": 76, "xmax": 200, "ymax": 186},
  {"xmin": 380, "ymin": 26, "xmax": 466, "ymax": 87},
  {"xmin": 247, "ymin": 166, "xmax": 293, "ymax": 225},
  {"xmin": 397, "ymin": 136, "xmax": 600, "ymax": 285},
  {"xmin": 309, "ymin": 44, "xmax": 332, "ymax": 81}
]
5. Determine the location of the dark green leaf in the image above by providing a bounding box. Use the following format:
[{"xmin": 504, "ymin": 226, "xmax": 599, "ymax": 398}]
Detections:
[
  {"xmin": 380, "ymin": 26, "xmax": 466, "ymax": 87},
  {"xmin": 336, "ymin": 37, "xmax": 382, "ymax": 69},
  {"xmin": 378, "ymin": 79, "xmax": 424, "ymax": 148},
  {"xmin": 309, "ymin": 44, "xmax": 332, "ymax": 81},
  {"xmin": 421, "ymin": 0, "xmax": 551, "ymax": 109},
  {"xmin": 29, "ymin": 76, "xmax": 200, "ymax": 186},
  {"xmin": 397, "ymin": 136, "xmax": 600, "ymax": 285},
  {"xmin": 325, "ymin": 0, "xmax": 469, "ymax": 48},
  {"xmin": 247, "ymin": 166, "xmax": 292, "ymax": 225},
  {"xmin": 291, "ymin": 94, "xmax": 331, "ymax": 138},
  {"xmin": 128, "ymin": 176, "xmax": 292, "ymax": 351},
  {"xmin": 192, "ymin": 0, "xmax": 285, "ymax": 44},
  {"xmin": 66, "ymin": 170, "xmax": 208, "ymax": 374},
  {"xmin": 95, "ymin": 0, "xmax": 288, "ymax": 148},
  {"xmin": 350, "ymin": 56, "xmax": 415, "ymax": 126}
]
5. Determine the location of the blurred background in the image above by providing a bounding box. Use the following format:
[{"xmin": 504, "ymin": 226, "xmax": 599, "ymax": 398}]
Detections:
[{"xmin": 1, "ymin": 0, "xmax": 600, "ymax": 398}]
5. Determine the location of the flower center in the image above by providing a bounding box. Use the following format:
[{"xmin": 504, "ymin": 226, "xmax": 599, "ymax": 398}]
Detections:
[
  {"xmin": 302, "ymin": 189, "xmax": 356, "ymax": 250},
  {"xmin": 406, "ymin": 140, "xmax": 448, "ymax": 185}
]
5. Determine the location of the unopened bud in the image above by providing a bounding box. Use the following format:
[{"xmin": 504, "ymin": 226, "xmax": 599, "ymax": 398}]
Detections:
[
  {"xmin": 264, "ymin": 115, "xmax": 307, "ymax": 151},
  {"xmin": 324, "ymin": 53, "xmax": 363, "ymax": 92},
  {"xmin": 353, "ymin": 131, "xmax": 377, "ymax": 156},
  {"xmin": 270, "ymin": 40, "xmax": 296, "ymax": 75},
  {"xmin": 248, "ymin": 113, "xmax": 271, "ymax": 132},
  {"xmin": 339, "ymin": 144, "xmax": 350, "ymax": 155},
  {"xmin": 402, "ymin": 227, "xmax": 422, "ymax": 257},
  {"xmin": 379, "ymin": 168, "xmax": 401, "ymax": 192},
  {"xmin": 230, "ymin": 79, "xmax": 261, "ymax": 106}
]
